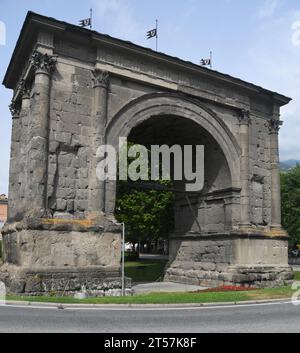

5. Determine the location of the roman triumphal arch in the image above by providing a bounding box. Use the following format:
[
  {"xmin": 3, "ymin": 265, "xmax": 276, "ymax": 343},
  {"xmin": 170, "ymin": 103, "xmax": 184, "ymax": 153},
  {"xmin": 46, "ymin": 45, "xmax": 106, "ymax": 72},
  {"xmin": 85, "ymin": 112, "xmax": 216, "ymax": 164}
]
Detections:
[{"xmin": 0, "ymin": 12, "xmax": 293, "ymax": 295}]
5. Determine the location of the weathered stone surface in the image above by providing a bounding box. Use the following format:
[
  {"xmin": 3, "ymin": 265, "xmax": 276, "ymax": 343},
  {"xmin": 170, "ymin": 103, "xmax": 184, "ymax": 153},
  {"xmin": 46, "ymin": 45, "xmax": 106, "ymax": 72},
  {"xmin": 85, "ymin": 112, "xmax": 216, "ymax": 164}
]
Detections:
[
  {"xmin": 165, "ymin": 236, "xmax": 293, "ymax": 288},
  {"xmin": 1, "ymin": 12, "xmax": 292, "ymax": 294},
  {"xmin": 2, "ymin": 229, "xmax": 121, "ymax": 268},
  {"xmin": 0, "ymin": 263, "xmax": 131, "ymax": 296}
]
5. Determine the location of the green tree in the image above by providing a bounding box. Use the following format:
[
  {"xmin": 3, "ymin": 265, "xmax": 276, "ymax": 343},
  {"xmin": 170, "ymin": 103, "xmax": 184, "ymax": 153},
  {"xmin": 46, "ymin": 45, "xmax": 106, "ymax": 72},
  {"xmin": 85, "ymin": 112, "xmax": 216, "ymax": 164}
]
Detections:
[
  {"xmin": 281, "ymin": 164, "xmax": 300, "ymax": 245},
  {"xmin": 115, "ymin": 143, "xmax": 175, "ymax": 251}
]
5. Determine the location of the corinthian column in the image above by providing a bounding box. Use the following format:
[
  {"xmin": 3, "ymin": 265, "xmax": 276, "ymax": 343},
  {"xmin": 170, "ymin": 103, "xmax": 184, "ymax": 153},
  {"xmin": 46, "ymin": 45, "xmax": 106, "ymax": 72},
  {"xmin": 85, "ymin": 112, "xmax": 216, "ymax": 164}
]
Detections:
[
  {"xmin": 238, "ymin": 109, "xmax": 251, "ymax": 227},
  {"xmin": 29, "ymin": 50, "xmax": 56, "ymax": 214},
  {"xmin": 8, "ymin": 101, "xmax": 21, "ymax": 220},
  {"xmin": 19, "ymin": 84, "xmax": 31, "ymax": 214},
  {"xmin": 269, "ymin": 118, "xmax": 283, "ymax": 228},
  {"xmin": 88, "ymin": 69, "xmax": 109, "ymax": 216}
]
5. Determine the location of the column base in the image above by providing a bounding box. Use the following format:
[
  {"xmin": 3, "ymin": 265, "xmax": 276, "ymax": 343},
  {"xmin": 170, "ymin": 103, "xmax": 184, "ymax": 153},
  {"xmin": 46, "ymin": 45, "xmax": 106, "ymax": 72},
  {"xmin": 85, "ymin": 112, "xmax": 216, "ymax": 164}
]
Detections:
[
  {"xmin": 165, "ymin": 232, "xmax": 293, "ymax": 288},
  {"xmin": 0, "ymin": 217, "xmax": 130, "ymax": 296},
  {"xmin": 0, "ymin": 264, "xmax": 131, "ymax": 296},
  {"xmin": 165, "ymin": 264, "xmax": 293, "ymax": 288}
]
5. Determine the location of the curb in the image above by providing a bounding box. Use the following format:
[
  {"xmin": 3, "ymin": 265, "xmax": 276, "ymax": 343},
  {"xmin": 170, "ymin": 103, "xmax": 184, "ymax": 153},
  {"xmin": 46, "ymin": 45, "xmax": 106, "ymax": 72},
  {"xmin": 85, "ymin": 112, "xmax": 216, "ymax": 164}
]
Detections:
[{"xmin": 3, "ymin": 297, "xmax": 293, "ymax": 310}]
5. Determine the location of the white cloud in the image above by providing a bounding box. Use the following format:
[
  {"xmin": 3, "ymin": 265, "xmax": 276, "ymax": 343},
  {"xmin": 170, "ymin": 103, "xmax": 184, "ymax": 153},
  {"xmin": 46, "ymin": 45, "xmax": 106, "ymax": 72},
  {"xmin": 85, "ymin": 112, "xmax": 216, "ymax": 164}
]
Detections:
[
  {"xmin": 92, "ymin": 0, "xmax": 143, "ymax": 43},
  {"xmin": 258, "ymin": 0, "xmax": 281, "ymax": 18}
]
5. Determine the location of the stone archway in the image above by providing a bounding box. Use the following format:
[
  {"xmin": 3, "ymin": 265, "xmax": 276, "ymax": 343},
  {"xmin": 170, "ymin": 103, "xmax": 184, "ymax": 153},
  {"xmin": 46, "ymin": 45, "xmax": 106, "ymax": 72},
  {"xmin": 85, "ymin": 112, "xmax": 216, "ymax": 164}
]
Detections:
[
  {"xmin": 1, "ymin": 12, "xmax": 293, "ymax": 294},
  {"xmin": 104, "ymin": 94, "xmax": 242, "ymax": 287},
  {"xmin": 106, "ymin": 93, "xmax": 241, "ymax": 181},
  {"xmin": 103, "ymin": 94, "xmax": 292, "ymax": 288},
  {"xmin": 104, "ymin": 93, "xmax": 241, "ymax": 215}
]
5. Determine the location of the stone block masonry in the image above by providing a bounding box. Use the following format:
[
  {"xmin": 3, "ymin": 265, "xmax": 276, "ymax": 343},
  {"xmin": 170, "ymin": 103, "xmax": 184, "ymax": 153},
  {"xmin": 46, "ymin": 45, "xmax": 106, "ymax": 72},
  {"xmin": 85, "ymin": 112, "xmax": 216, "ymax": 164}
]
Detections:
[{"xmin": 0, "ymin": 12, "xmax": 293, "ymax": 295}]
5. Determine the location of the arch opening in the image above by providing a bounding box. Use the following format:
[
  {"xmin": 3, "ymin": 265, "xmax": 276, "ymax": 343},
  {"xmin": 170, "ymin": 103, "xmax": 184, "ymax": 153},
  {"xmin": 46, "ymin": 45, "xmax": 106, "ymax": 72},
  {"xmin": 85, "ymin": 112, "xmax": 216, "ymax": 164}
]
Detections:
[
  {"xmin": 126, "ymin": 115, "xmax": 233, "ymax": 237},
  {"xmin": 105, "ymin": 94, "xmax": 248, "ymax": 287},
  {"xmin": 115, "ymin": 112, "xmax": 237, "ymax": 285}
]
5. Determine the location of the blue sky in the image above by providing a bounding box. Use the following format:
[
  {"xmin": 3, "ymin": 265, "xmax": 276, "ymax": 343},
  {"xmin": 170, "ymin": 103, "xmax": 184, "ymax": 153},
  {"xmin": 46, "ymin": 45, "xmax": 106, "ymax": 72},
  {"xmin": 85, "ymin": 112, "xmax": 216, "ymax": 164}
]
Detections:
[{"xmin": 0, "ymin": 0, "xmax": 300, "ymax": 194}]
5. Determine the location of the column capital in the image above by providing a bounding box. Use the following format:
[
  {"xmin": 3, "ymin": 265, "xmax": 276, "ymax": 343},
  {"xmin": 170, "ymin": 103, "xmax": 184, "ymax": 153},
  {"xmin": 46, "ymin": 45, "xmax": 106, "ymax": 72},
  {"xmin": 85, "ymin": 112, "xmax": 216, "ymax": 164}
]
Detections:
[
  {"xmin": 92, "ymin": 69, "xmax": 109, "ymax": 89},
  {"xmin": 31, "ymin": 50, "xmax": 57, "ymax": 75},
  {"xmin": 9, "ymin": 101, "xmax": 21, "ymax": 119},
  {"xmin": 268, "ymin": 118, "xmax": 283, "ymax": 134},
  {"xmin": 238, "ymin": 109, "xmax": 251, "ymax": 125}
]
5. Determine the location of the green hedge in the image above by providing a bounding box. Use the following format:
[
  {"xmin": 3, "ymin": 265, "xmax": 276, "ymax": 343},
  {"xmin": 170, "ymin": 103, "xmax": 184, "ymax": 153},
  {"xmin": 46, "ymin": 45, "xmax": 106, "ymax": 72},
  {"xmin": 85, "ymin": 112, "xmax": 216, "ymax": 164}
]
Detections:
[{"xmin": 125, "ymin": 251, "xmax": 139, "ymax": 262}]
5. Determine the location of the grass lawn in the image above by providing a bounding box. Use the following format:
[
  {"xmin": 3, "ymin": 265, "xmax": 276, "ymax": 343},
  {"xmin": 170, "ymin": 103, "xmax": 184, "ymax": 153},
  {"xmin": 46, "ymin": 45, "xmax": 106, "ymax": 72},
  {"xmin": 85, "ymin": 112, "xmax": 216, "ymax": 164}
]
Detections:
[
  {"xmin": 6, "ymin": 286, "xmax": 296, "ymax": 305},
  {"xmin": 125, "ymin": 259, "xmax": 167, "ymax": 283},
  {"xmin": 5, "ymin": 272, "xmax": 299, "ymax": 306},
  {"xmin": 294, "ymin": 271, "xmax": 300, "ymax": 281}
]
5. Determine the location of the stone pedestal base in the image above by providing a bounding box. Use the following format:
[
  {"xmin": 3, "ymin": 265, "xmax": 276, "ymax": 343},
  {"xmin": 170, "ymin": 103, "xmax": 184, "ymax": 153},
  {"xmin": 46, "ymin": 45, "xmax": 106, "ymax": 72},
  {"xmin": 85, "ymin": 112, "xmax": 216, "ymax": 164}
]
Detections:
[
  {"xmin": 165, "ymin": 233, "xmax": 294, "ymax": 288},
  {"xmin": 0, "ymin": 264, "xmax": 130, "ymax": 296},
  {"xmin": 0, "ymin": 218, "xmax": 127, "ymax": 296},
  {"xmin": 165, "ymin": 264, "xmax": 293, "ymax": 288}
]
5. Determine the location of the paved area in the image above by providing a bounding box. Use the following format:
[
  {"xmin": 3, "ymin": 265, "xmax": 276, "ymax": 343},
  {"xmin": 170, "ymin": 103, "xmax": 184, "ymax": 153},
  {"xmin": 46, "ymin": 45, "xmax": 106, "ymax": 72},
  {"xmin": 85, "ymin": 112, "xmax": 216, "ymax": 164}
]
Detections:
[
  {"xmin": 132, "ymin": 264, "xmax": 300, "ymax": 294},
  {"xmin": 0, "ymin": 301, "xmax": 299, "ymax": 333},
  {"xmin": 132, "ymin": 281, "xmax": 207, "ymax": 294},
  {"xmin": 139, "ymin": 254, "xmax": 169, "ymax": 261}
]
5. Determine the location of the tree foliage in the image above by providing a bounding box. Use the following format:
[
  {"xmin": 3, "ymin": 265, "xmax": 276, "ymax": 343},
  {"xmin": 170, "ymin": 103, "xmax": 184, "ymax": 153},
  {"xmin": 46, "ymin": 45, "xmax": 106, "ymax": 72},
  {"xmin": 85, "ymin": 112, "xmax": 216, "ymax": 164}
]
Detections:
[
  {"xmin": 115, "ymin": 143, "xmax": 175, "ymax": 245},
  {"xmin": 116, "ymin": 183, "xmax": 174, "ymax": 245},
  {"xmin": 281, "ymin": 165, "xmax": 300, "ymax": 245}
]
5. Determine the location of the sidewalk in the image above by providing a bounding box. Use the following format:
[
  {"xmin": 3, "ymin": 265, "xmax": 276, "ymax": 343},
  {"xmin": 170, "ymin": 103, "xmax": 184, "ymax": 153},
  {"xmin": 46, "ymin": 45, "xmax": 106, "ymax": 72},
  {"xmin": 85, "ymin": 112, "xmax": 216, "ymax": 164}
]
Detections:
[
  {"xmin": 132, "ymin": 281, "xmax": 207, "ymax": 294},
  {"xmin": 139, "ymin": 254, "xmax": 169, "ymax": 261}
]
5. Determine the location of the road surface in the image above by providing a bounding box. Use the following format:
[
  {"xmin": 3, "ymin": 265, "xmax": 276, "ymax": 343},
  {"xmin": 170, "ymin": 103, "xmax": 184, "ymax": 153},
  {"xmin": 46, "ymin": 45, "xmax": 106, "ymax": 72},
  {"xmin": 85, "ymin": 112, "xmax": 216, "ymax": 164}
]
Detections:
[{"xmin": 0, "ymin": 301, "xmax": 299, "ymax": 333}]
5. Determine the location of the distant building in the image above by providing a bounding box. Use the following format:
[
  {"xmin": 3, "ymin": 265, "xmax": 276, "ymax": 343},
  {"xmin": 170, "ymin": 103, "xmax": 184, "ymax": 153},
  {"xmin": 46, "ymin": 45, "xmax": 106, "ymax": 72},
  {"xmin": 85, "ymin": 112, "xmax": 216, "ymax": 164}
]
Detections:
[{"xmin": 0, "ymin": 194, "xmax": 8, "ymax": 231}]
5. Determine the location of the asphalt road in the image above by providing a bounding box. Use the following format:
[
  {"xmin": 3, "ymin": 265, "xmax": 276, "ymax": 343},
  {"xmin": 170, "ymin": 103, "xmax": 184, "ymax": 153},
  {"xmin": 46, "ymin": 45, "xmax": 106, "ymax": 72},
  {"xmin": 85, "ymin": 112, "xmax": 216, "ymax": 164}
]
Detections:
[{"xmin": 0, "ymin": 301, "xmax": 299, "ymax": 333}]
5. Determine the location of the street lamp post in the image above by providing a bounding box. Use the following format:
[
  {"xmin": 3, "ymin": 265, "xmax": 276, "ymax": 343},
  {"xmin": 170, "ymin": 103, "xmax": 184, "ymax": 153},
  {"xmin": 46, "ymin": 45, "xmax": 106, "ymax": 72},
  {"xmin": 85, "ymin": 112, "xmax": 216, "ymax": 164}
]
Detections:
[
  {"xmin": 121, "ymin": 222, "xmax": 125, "ymax": 297},
  {"xmin": 109, "ymin": 219, "xmax": 126, "ymax": 296}
]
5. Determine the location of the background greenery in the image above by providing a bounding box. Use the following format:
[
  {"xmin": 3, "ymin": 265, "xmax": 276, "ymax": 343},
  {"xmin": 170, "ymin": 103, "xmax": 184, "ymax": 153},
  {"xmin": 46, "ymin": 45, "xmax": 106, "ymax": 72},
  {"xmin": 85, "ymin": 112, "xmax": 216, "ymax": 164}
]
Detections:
[
  {"xmin": 125, "ymin": 259, "xmax": 168, "ymax": 283},
  {"xmin": 281, "ymin": 165, "xmax": 300, "ymax": 245},
  {"xmin": 115, "ymin": 142, "xmax": 175, "ymax": 251}
]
